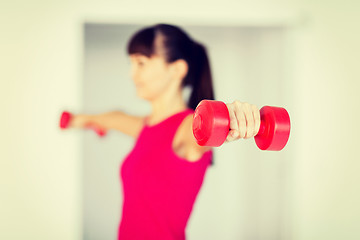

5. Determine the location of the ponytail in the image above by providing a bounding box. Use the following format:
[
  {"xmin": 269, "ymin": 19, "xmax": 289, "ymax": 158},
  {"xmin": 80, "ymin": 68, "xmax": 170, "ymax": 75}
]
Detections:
[{"xmin": 183, "ymin": 41, "xmax": 215, "ymax": 110}]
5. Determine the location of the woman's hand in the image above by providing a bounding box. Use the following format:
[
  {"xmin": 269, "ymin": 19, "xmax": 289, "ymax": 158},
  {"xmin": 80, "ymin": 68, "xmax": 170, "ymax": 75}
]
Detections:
[{"xmin": 225, "ymin": 100, "xmax": 261, "ymax": 142}]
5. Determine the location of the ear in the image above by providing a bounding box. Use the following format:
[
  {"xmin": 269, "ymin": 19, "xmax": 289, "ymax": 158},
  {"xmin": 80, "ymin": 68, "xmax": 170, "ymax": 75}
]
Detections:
[{"xmin": 170, "ymin": 59, "xmax": 188, "ymax": 81}]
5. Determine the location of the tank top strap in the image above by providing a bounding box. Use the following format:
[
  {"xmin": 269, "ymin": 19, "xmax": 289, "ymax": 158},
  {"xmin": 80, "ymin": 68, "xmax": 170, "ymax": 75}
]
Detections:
[{"xmin": 165, "ymin": 108, "xmax": 194, "ymax": 142}]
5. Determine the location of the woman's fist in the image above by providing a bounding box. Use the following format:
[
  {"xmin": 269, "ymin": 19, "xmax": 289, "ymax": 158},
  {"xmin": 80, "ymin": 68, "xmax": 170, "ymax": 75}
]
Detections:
[{"xmin": 225, "ymin": 100, "xmax": 261, "ymax": 142}]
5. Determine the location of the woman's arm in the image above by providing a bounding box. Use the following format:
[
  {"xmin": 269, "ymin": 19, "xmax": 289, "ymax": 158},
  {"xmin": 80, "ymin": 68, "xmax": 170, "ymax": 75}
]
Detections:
[{"xmin": 69, "ymin": 111, "xmax": 144, "ymax": 138}]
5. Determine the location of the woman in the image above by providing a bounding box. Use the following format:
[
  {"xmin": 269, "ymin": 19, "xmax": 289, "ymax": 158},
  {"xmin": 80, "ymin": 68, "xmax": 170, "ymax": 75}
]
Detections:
[{"xmin": 69, "ymin": 23, "xmax": 260, "ymax": 240}]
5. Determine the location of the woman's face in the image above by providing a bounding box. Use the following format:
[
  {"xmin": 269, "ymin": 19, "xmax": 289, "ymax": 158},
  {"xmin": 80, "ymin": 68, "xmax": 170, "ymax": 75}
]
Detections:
[{"xmin": 129, "ymin": 53, "xmax": 174, "ymax": 101}]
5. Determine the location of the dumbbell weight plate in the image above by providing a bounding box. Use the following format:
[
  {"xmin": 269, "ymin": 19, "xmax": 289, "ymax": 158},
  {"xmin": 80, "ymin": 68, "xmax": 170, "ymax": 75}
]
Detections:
[
  {"xmin": 254, "ymin": 106, "xmax": 290, "ymax": 151},
  {"xmin": 193, "ymin": 100, "xmax": 230, "ymax": 146},
  {"xmin": 60, "ymin": 111, "xmax": 72, "ymax": 129}
]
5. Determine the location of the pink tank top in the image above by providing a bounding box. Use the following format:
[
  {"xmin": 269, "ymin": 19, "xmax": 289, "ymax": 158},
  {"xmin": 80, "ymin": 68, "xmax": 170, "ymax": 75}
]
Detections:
[{"xmin": 118, "ymin": 109, "xmax": 212, "ymax": 240}]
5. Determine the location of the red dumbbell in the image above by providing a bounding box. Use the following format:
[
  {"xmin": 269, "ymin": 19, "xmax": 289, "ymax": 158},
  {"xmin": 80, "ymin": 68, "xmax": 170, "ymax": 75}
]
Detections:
[
  {"xmin": 59, "ymin": 111, "xmax": 107, "ymax": 137},
  {"xmin": 192, "ymin": 100, "xmax": 290, "ymax": 150}
]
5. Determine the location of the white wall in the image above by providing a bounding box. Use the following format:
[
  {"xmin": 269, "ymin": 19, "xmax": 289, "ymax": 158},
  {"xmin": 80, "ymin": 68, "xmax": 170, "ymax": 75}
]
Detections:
[
  {"xmin": 289, "ymin": 1, "xmax": 360, "ymax": 239},
  {"xmin": 1, "ymin": 0, "xmax": 359, "ymax": 240}
]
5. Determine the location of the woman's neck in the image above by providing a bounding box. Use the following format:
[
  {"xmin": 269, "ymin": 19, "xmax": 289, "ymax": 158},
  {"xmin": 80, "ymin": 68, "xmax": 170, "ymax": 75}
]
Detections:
[{"xmin": 148, "ymin": 90, "xmax": 188, "ymax": 125}]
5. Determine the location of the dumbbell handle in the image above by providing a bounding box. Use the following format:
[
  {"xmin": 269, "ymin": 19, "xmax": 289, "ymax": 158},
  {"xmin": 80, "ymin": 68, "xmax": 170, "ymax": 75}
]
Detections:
[{"xmin": 220, "ymin": 111, "xmax": 276, "ymax": 137}]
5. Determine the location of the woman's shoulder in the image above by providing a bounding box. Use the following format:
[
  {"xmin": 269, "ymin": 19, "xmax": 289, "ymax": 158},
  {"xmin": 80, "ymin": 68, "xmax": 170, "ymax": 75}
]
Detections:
[{"xmin": 173, "ymin": 113, "xmax": 212, "ymax": 162}]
